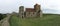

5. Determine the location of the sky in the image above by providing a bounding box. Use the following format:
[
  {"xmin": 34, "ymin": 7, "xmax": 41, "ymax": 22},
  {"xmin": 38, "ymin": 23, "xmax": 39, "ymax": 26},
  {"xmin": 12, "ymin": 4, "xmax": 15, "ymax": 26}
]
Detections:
[{"xmin": 0, "ymin": 0, "xmax": 60, "ymax": 14}]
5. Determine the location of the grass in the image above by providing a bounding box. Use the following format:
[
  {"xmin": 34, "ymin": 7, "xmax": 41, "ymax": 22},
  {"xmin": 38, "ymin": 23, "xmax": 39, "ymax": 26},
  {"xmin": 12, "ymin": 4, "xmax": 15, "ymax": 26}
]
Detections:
[
  {"xmin": 9, "ymin": 16, "xmax": 21, "ymax": 26},
  {"xmin": 9, "ymin": 14, "xmax": 60, "ymax": 26}
]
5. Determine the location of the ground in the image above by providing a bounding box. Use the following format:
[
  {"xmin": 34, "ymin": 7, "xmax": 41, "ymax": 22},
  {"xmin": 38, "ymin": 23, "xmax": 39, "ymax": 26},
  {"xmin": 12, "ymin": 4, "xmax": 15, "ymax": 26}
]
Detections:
[{"xmin": 9, "ymin": 14, "xmax": 60, "ymax": 26}]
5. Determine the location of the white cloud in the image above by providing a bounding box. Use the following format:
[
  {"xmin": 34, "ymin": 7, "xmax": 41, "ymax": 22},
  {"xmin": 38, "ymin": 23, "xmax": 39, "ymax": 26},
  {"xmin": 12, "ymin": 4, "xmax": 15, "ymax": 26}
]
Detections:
[
  {"xmin": 40, "ymin": 0, "xmax": 60, "ymax": 14},
  {"xmin": 0, "ymin": 0, "xmax": 19, "ymax": 13},
  {"xmin": 42, "ymin": 0, "xmax": 60, "ymax": 10},
  {"xmin": 0, "ymin": 0, "xmax": 41, "ymax": 13},
  {"xmin": 18, "ymin": 0, "xmax": 41, "ymax": 8},
  {"xmin": 0, "ymin": 0, "xmax": 60, "ymax": 14}
]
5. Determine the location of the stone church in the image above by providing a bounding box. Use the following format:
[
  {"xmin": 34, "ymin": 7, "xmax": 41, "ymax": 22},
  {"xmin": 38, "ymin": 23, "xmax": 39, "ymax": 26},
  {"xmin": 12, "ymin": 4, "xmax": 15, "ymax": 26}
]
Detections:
[{"xmin": 19, "ymin": 4, "xmax": 42, "ymax": 18}]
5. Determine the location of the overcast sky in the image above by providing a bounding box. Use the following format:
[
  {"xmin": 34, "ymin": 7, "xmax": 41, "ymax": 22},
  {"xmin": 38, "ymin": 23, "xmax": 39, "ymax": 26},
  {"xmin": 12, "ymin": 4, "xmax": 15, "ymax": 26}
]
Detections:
[{"xmin": 0, "ymin": 0, "xmax": 60, "ymax": 14}]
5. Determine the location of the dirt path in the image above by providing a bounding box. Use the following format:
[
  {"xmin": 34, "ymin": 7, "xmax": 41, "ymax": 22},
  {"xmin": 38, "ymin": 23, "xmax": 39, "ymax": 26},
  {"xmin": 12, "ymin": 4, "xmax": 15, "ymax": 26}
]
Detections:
[{"xmin": 0, "ymin": 15, "xmax": 11, "ymax": 26}]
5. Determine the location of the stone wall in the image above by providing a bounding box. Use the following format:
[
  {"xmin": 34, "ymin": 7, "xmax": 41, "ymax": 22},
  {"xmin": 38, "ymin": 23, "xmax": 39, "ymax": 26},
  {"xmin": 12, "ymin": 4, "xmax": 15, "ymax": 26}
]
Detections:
[{"xmin": 25, "ymin": 12, "xmax": 36, "ymax": 17}]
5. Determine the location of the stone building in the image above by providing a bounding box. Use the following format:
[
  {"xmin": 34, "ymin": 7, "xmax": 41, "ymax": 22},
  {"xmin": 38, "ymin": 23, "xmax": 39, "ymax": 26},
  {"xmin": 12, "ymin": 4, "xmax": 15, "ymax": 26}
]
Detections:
[{"xmin": 19, "ymin": 4, "xmax": 42, "ymax": 18}]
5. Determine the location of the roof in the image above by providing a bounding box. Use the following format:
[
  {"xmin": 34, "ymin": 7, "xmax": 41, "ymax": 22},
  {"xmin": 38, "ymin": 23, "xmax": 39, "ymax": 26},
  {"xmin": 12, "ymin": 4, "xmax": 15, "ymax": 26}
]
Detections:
[{"xmin": 26, "ymin": 8, "xmax": 35, "ymax": 12}]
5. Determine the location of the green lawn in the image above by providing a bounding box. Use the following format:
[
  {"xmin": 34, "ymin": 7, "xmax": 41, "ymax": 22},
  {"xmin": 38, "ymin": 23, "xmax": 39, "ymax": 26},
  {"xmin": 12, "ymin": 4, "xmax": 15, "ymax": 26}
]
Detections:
[{"xmin": 9, "ymin": 14, "xmax": 60, "ymax": 26}]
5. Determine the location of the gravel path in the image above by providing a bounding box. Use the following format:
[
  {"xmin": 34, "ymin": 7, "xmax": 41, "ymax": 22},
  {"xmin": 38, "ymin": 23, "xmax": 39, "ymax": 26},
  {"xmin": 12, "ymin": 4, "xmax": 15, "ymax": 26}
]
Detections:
[{"xmin": 0, "ymin": 15, "xmax": 11, "ymax": 26}]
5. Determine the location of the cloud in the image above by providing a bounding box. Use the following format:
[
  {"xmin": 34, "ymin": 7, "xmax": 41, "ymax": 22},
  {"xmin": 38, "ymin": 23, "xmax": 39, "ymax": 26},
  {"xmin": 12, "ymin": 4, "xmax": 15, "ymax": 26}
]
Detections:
[
  {"xmin": 0, "ymin": 0, "xmax": 19, "ymax": 13},
  {"xmin": 0, "ymin": 0, "xmax": 41, "ymax": 13},
  {"xmin": 18, "ymin": 0, "xmax": 41, "ymax": 8},
  {"xmin": 0, "ymin": 0, "xmax": 60, "ymax": 14},
  {"xmin": 41, "ymin": 0, "xmax": 60, "ymax": 10}
]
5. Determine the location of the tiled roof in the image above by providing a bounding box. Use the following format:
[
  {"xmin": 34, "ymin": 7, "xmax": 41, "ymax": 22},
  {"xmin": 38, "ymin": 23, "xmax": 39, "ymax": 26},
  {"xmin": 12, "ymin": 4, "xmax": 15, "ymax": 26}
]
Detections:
[{"xmin": 26, "ymin": 8, "xmax": 35, "ymax": 12}]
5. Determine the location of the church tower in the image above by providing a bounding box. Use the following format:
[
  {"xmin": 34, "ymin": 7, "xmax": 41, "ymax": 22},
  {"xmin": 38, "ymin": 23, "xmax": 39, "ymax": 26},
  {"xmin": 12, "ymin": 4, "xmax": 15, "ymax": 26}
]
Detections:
[
  {"xmin": 34, "ymin": 4, "xmax": 41, "ymax": 12},
  {"xmin": 19, "ymin": 6, "xmax": 24, "ymax": 18},
  {"xmin": 34, "ymin": 4, "xmax": 42, "ymax": 17}
]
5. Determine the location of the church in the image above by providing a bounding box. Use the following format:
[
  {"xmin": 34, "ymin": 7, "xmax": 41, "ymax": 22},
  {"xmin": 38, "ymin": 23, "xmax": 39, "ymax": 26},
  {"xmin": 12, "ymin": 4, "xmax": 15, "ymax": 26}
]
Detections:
[{"xmin": 19, "ymin": 4, "xmax": 42, "ymax": 18}]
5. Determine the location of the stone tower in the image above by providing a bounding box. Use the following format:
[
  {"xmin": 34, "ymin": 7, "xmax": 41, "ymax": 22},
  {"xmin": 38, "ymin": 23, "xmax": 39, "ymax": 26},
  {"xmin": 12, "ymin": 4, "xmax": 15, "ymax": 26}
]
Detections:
[
  {"xmin": 34, "ymin": 4, "xmax": 40, "ymax": 12},
  {"xmin": 19, "ymin": 6, "xmax": 24, "ymax": 18},
  {"xmin": 34, "ymin": 4, "xmax": 42, "ymax": 17}
]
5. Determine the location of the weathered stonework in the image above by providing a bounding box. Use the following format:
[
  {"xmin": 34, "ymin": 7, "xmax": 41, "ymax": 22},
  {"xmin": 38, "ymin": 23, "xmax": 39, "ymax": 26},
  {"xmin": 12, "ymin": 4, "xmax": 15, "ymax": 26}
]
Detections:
[
  {"xmin": 19, "ymin": 6, "xmax": 24, "ymax": 18},
  {"xmin": 19, "ymin": 4, "xmax": 42, "ymax": 18}
]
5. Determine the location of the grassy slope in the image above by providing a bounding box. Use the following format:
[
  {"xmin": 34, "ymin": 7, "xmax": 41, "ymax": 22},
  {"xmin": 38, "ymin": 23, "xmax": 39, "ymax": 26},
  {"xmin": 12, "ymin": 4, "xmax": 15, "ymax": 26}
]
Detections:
[{"xmin": 9, "ymin": 14, "xmax": 60, "ymax": 26}]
